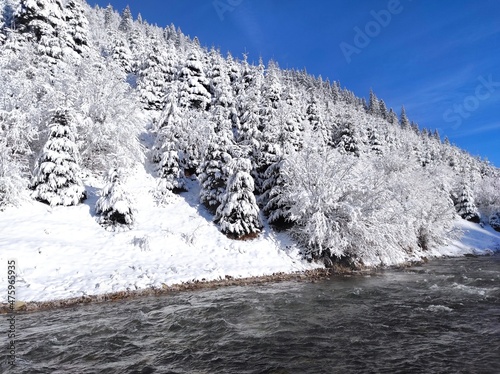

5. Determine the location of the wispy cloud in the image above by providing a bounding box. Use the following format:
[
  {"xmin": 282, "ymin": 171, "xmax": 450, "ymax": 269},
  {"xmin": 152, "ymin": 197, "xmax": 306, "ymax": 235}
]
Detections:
[
  {"xmin": 229, "ymin": 5, "xmax": 266, "ymax": 58},
  {"xmin": 454, "ymin": 122, "xmax": 500, "ymax": 138}
]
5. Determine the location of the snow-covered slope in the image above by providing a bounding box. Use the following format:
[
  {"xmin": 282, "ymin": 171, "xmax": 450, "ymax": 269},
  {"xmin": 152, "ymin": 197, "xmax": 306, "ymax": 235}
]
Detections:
[
  {"xmin": 429, "ymin": 219, "xmax": 500, "ymax": 257},
  {"xmin": 1, "ymin": 163, "xmax": 499, "ymax": 304},
  {"xmin": 0, "ymin": 164, "xmax": 321, "ymax": 303}
]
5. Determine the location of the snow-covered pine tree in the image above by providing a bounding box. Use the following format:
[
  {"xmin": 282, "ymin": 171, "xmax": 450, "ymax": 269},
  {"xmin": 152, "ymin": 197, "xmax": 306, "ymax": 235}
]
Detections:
[
  {"xmin": 112, "ymin": 38, "xmax": 132, "ymax": 72},
  {"xmin": 31, "ymin": 110, "xmax": 86, "ymax": 206},
  {"xmin": 14, "ymin": 0, "xmax": 89, "ymax": 60},
  {"xmin": 335, "ymin": 118, "xmax": 361, "ymax": 157},
  {"xmin": 262, "ymin": 156, "xmax": 294, "ymax": 228},
  {"xmin": 259, "ymin": 100, "xmax": 301, "ymax": 222},
  {"xmin": 157, "ymin": 140, "xmax": 186, "ymax": 194},
  {"xmin": 379, "ymin": 99, "xmax": 388, "ymax": 120},
  {"xmin": 400, "ymin": 106, "xmax": 411, "ymax": 130},
  {"xmin": 104, "ymin": 4, "xmax": 114, "ymax": 29},
  {"xmin": 367, "ymin": 89, "xmax": 380, "ymax": 117},
  {"xmin": 208, "ymin": 48, "xmax": 239, "ymax": 131},
  {"xmin": 64, "ymin": 0, "xmax": 89, "ymax": 55},
  {"xmin": 387, "ymin": 108, "xmax": 399, "ymax": 125},
  {"xmin": 306, "ymin": 94, "xmax": 328, "ymax": 145},
  {"xmin": 14, "ymin": 0, "xmax": 66, "ymax": 60},
  {"xmin": 280, "ymin": 84, "xmax": 304, "ymax": 152},
  {"xmin": 255, "ymin": 123, "xmax": 282, "ymax": 195},
  {"xmin": 137, "ymin": 41, "xmax": 173, "ymax": 110},
  {"xmin": 432, "ymin": 129, "xmax": 441, "ymax": 143},
  {"xmin": 95, "ymin": 167, "xmax": 135, "ymax": 228},
  {"xmin": 411, "ymin": 121, "xmax": 420, "ymax": 134},
  {"xmin": 236, "ymin": 55, "xmax": 262, "ymax": 148},
  {"xmin": 455, "ymin": 183, "xmax": 480, "ymax": 223},
  {"xmin": 127, "ymin": 13, "xmax": 148, "ymax": 63},
  {"xmin": 260, "ymin": 60, "xmax": 282, "ymax": 120},
  {"xmin": 178, "ymin": 50, "xmax": 211, "ymax": 110},
  {"xmin": 199, "ymin": 140, "xmax": 232, "ymax": 213},
  {"xmin": 153, "ymin": 85, "xmax": 187, "ymax": 193},
  {"xmin": 199, "ymin": 106, "xmax": 234, "ymax": 213},
  {"xmin": 208, "ymin": 48, "xmax": 233, "ymax": 109},
  {"xmin": 178, "ymin": 109, "xmax": 211, "ymax": 175},
  {"xmin": 215, "ymin": 158, "xmax": 262, "ymax": 239},
  {"xmin": 118, "ymin": 5, "xmax": 133, "ymax": 33},
  {"xmin": 226, "ymin": 51, "xmax": 240, "ymax": 86},
  {"xmin": 368, "ymin": 126, "xmax": 383, "ymax": 155}
]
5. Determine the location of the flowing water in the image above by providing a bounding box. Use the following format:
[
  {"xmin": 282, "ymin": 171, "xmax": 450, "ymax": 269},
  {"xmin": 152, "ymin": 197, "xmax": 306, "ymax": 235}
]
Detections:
[{"xmin": 2, "ymin": 255, "xmax": 500, "ymax": 373}]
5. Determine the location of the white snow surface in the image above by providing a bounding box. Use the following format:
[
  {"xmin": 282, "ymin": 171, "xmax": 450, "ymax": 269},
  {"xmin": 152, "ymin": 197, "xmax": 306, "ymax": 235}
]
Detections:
[
  {"xmin": 1, "ymin": 164, "xmax": 499, "ymax": 304},
  {"xmin": 0, "ymin": 165, "xmax": 319, "ymax": 303}
]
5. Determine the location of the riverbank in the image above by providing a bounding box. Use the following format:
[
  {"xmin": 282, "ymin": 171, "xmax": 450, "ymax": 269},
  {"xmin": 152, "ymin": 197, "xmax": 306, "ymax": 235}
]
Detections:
[
  {"xmin": 0, "ymin": 268, "xmax": 349, "ymax": 314},
  {"xmin": 2, "ymin": 243, "xmax": 499, "ymax": 314},
  {"xmin": 0, "ymin": 258, "xmax": 438, "ymax": 314}
]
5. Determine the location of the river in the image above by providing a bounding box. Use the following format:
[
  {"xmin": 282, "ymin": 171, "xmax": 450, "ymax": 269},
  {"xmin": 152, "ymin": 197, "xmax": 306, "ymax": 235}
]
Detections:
[{"xmin": 2, "ymin": 254, "xmax": 500, "ymax": 373}]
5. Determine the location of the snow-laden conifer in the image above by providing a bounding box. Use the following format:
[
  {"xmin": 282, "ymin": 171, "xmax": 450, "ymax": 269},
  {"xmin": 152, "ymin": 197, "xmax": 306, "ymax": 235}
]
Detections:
[
  {"xmin": 118, "ymin": 5, "xmax": 133, "ymax": 33},
  {"xmin": 215, "ymin": 158, "xmax": 262, "ymax": 239},
  {"xmin": 335, "ymin": 119, "xmax": 361, "ymax": 157},
  {"xmin": 157, "ymin": 141, "xmax": 186, "ymax": 194},
  {"xmin": 137, "ymin": 40, "xmax": 176, "ymax": 110},
  {"xmin": 367, "ymin": 89, "xmax": 380, "ymax": 117},
  {"xmin": 153, "ymin": 86, "xmax": 187, "ymax": 194},
  {"xmin": 95, "ymin": 167, "xmax": 135, "ymax": 228},
  {"xmin": 14, "ymin": 0, "xmax": 89, "ymax": 60},
  {"xmin": 306, "ymin": 94, "xmax": 328, "ymax": 145},
  {"xmin": 455, "ymin": 183, "xmax": 480, "ymax": 223},
  {"xmin": 199, "ymin": 107, "xmax": 234, "ymax": 213},
  {"xmin": 179, "ymin": 50, "xmax": 211, "ymax": 110},
  {"xmin": 400, "ymin": 106, "xmax": 411, "ymax": 130},
  {"xmin": 262, "ymin": 157, "xmax": 294, "ymax": 227},
  {"xmin": 236, "ymin": 55, "xmax": 262, "ymax": 148},
  {"xmin": 31, "ymin": 110, "xmax": 86, "ymax": 206}
]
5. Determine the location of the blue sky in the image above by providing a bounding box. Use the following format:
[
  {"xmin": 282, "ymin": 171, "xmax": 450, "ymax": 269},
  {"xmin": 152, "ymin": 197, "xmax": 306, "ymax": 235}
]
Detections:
[{"xmin": 92, "ymin": 0, "xmax": 500, "ymax": 166}]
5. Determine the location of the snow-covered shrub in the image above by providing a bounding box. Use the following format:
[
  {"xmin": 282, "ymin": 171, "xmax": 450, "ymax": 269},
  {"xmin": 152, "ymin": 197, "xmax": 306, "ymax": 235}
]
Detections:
[
  {"xmin": 63, "ymin": 59, "xmax": 144, "ymax": 172},
  {"xmin": 152, "ymin": 182, "xmax": 175, "ymax": 207},
  {"xmin": 30, "ymin": 110, "xmax": 87, "ymax": 206},
  {"xmin": 281, "ymin": 145, "xmax": 455, "ymax": 266},
  {"xmin": 177, "ymin": 109, "xmax": 212, "ymax": 175},
  {"xmin": 95, "ymin": 168, "xmax": 135, "ymax": 229},
  {"xmin": 132, "ymin": 235, "xmax": 151, "ymax": 251},
  {"xmin": 475, "ymin": 176, "xmax": 500, "ymax": 221},
  {"xmin": 0, "ymin": 139, "xmax": 27, "ymax": 209}
]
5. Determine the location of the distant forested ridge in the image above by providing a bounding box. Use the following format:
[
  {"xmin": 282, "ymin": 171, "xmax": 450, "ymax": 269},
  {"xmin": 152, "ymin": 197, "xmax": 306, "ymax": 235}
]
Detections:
[{"xmin": 1, "ymin": 0, "xmax": 499, "ymax": 266}]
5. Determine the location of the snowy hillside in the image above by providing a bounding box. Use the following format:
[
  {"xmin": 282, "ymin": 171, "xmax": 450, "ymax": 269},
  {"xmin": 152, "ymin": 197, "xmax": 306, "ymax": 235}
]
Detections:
[
  {"xmin": 1, "ymin": 0, "xmax": 500, "ymax": 305},
  {"xmin": 0, "ymin": 164, "xmax": 321, "ymax": 304}
]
